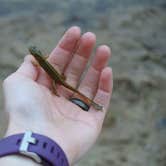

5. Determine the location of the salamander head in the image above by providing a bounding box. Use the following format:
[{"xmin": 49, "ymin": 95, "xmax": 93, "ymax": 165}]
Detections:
[{"xmin": 29, "ymin": 46, "xmax": 43, "ymax": 57}]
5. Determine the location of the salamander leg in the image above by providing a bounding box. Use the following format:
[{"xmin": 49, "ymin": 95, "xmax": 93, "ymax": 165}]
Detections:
[
  {"xmin": 31, "ymin": 60, "xmax": 39, "ymax": 67},
  {"xmin": 52, "ymin": 82, "xmax": 60, "ymax": 97}
]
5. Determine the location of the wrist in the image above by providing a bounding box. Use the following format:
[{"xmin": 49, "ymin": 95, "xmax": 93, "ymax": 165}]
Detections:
[
  {"xmin": 0, "ymin": 131, "xmax": 71, "ymax": 166},
  {"xmin": 0, "ymin": 155, "xmax": 41, "ymax": 166},
  {"xmin": 5, "ymin": 119, "xmax": 74, "ymax": 165}
]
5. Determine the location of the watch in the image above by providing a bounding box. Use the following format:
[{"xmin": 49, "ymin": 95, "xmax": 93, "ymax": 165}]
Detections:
[{"xmin": 0, "ymin": 131, "xmax": 69, "ymax": 166}]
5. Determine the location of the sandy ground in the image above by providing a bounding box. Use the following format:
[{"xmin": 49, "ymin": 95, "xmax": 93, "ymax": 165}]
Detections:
[{"xmin": 0, "ymin": 1, "xmax": 166, "ymax": 166}]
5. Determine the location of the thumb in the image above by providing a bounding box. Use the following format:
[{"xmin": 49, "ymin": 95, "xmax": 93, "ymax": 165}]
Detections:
[{"xmin": 16, "ymin": 55, "xmax": 39, "ymax": 81}]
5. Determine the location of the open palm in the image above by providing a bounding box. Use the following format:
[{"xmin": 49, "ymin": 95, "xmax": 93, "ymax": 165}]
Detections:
[{"xmin": 3, "ymin": 27, "xmax": 113, "ymax": 165}]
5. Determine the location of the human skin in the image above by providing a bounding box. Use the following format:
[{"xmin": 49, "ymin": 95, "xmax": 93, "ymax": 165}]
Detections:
[{"xmin": 0, "ymin": 26, "xmax": 113, "ymax": 166}]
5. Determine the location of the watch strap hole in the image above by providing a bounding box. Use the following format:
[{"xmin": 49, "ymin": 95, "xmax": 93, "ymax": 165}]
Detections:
[
  {"xmin": 16, "ymin": 139, "xmax": 21, "ymax": 145},
  {"xmin": 43, "ymin": 142, "xmax": 47, "ymax": 149},
  {"xmin": 36, "ymin": 139, "xmax": 39, "ymax": 145},
  {"xmin": 57, "ymin": 152, "xmax": 60, "ymax": 158},
  {"xmin": 50, "ymin": 146, "xmax": 54, "ymax": 153}
]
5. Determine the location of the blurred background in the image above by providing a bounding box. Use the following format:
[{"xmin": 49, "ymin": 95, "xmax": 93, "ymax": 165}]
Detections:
[{"xmin": 0, "ymin": 0, "xmax": 166, "ymax": 165}]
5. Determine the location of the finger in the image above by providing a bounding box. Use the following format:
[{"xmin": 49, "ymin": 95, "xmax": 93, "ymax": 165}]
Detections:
[
  {"xmin": 78, "ymin": 45, "xmax": 111, "ymax": 99},
  {"xmin": 48, "ymin": 26, "xmax": 81, "ymax": 72},
  {"xmin": 60, "ymin": 32, "xmax": 96, "ymax": 96},
  {"xmin": 16, "ymin": 55, "xmax": 39, "ymax": 81},
  {"xmin": 89, "ymin": 67, "xmax": 113, "ymax": 126},
  {"xmin": 36, "ymin": 26, "xmax": 81, "ymax": 88}
]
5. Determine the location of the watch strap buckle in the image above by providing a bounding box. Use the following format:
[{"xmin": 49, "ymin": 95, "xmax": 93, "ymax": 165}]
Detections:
[{"xmin": 19, "ymin": 131, "xmax": 42, "ymax": 163}]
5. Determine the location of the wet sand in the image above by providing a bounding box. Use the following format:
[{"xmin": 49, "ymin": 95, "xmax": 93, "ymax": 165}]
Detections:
[{"xmin": 0, "ymin": 1, "xmax": 166, "ymax": 166}]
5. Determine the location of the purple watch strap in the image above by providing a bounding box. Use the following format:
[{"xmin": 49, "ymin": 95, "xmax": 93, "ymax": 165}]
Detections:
[{"xmin": 0, "ymin": 132, "xmax": 69, "ymax": 166}]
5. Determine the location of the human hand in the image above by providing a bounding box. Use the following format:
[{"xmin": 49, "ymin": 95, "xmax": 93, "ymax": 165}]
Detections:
[{"xmin": 3, "ymin": 26, "xmax": 113, "ymax": 165}]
